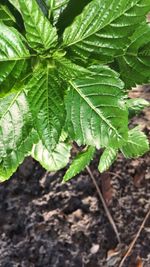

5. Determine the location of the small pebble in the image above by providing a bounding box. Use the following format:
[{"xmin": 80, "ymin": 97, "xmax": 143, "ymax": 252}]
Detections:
[{"xmin": 90, "ymin": 244, "xmax": 100, "ymax": 254}]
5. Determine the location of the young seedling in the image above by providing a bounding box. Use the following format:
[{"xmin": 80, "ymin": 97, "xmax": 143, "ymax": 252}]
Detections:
[{"xmin": 0, "ymin": 0, "xmax": 149, "ymax": 182}]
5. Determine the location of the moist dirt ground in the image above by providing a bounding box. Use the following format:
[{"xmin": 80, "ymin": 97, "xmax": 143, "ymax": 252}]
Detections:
[{"xmin": 0, "ymin": 87, "xmax": 149, "ymax": 267}]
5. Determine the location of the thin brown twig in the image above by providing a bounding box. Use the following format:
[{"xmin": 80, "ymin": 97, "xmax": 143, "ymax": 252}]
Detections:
[
  {"xmin": 72, "ymin": 144, "xmax": 121, "ymax": 243},
  {"xmin": 118, "ymin": 207, "xmax": 150, "ymax": 267},
  {"xmin": 86, "ymin": 166, "xmax": 121, "ymax": 244}
]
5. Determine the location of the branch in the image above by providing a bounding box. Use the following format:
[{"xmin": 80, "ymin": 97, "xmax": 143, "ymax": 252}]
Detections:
[{"xmin": 118, "ymin": 207, "xmax": 150, "ymax": 267}]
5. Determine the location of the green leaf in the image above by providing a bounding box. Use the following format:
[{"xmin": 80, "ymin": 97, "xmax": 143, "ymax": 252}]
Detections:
[
  {"xmin": 0, "ymin": 4, "xmax": 16, "ymax": 26},
  {"xmin": 8, "ymin": 0, "xmax": 20, "ymax": 12},
  {"xmin": 27, "ymin": 66, "xmax": 66, "ymax": 152},
  {"xmin": 18, "ymin": 0, "xmax": 58, "ymax": 52},
  {"xmin": 63, "ymin": 0, "xmax": 150, "ymax": 61},
  {"xmin": 126, "ymin": 98, "xmax": 149, "ymax": 112},
  {"xmin": 98, "ymin": 148, "xmax": 118, "ymax": 173},
  {"xmin": 0, "ymin": 22, "xmax": 30, "ymax": 96},
  {"xmin": 45, "ymin": 0, "xmax": 69, "ymax": 24},
  {"xmin": 0, "ymin": 60, "xmax": 29, "ymax": 97},
  {"xmin": 0, "ymin": 90, "xmax": 37, "ymax": 182},
  {"xmin": 65, "ymin": 65, "xmax": 128, "ymax": 149},
  {"xmin": 121, "ymin": 127, "xmax": 149, "ymax": 158},
  {"xmin": 63, "ymin": 146, "xmax": 95, "ymax": 182},
  {"xmin": 32, "ymin": 139, "xmax": 71, "ymax": 171},
  {"xmin": 55, "ymin": 57, "xmax": 90, "ymax": 79},
  {"xmin": 118, "ymin": 23, "xmax": 150, "ymax": 88},
  {"xmin": 0, "ymin": 22, "xmax": 29, "ymax": 61}
]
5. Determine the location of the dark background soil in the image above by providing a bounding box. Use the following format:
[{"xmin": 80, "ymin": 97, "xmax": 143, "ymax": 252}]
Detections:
[{"xmin": 0, "ymin": 86, "xmax": 149, "ymax": 267}]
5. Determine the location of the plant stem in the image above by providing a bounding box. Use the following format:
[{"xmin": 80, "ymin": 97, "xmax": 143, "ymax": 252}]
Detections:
[{"xmin": 86, "ymin": 166, "xmax": 121, "ymax": 244}]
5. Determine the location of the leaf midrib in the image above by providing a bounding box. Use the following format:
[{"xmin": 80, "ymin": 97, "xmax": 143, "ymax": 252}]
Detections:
[
  {"xmin": 126, "ymin": 139, "xmax": 146, "ymax": 148},
  {"xmin": 64, "ymin": 0, "xmax": 140, "ymax": 47},
  {"xmin": 0, "ymin": 55, "xmax": 31, "ymax": 62},
  {"xmin": 0, "ymin": 91, "xmax": 21, "ymax": 120},
  {"xmin": 0, "ymin": 5, "xmax": 16, "ymax": 23},
  {"xmin": 22, "ymin": 0, "xmax": 53, "ymax": 50},
  {"xmin": 54, "ymin": 0, "xmax": 69, "ymax": 10},
  {"xmin": 69, "ymin": 80, "xmax": 123, "ymax": 140}
]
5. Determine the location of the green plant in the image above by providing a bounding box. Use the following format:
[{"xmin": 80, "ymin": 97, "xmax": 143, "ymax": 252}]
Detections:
[{"xmin": 0, "ymin": 0, "xmax": 149, "ymax": 182}]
